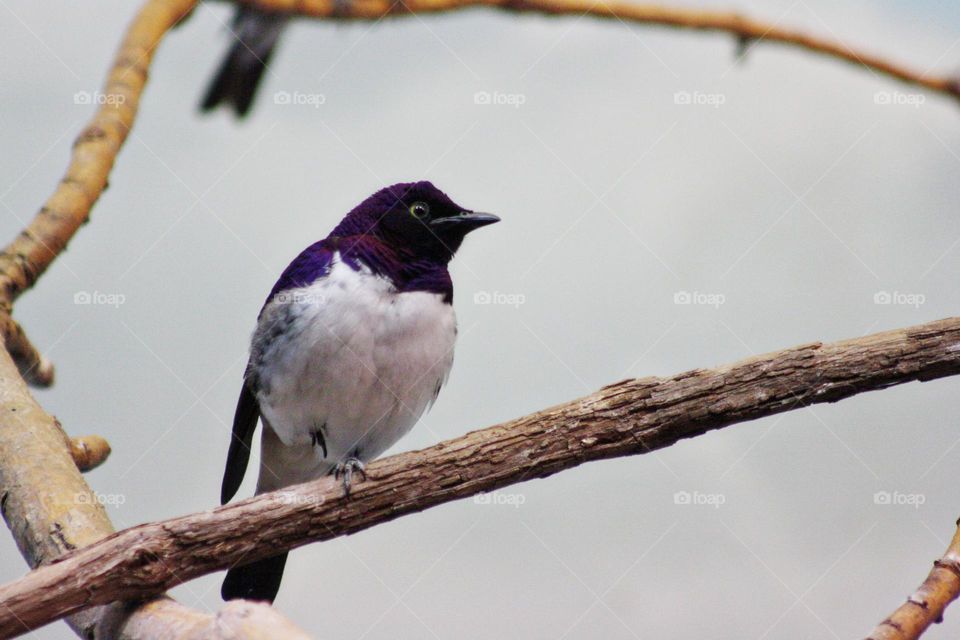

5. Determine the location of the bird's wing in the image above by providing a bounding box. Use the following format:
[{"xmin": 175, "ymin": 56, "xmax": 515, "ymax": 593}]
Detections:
[
  {"xmin": 221, "ymin": 240, "xmax": 335, "ymax": 504},
  {"xmin": 221, "ymin": 381, "xmax": 260, "ymax": 504}
]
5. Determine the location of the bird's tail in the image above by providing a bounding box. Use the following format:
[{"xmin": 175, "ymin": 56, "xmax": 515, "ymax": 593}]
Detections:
[
  {"xmin": 201, "ymin": 8, "xmax": 288, "ymax": 117},
  {"xmin": 221, "ymin": 551, "xmax": 289, "ymax": 602}
]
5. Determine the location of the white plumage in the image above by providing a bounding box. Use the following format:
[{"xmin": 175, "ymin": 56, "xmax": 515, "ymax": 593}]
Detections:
[{"xmin": 250, "ymin": 254, "xmax": 456, "ymax": 492}]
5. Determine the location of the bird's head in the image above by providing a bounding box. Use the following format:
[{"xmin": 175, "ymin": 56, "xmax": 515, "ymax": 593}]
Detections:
[{"xmin": 331, "ymin": 181, "xmax": 499, "ymax": 263}]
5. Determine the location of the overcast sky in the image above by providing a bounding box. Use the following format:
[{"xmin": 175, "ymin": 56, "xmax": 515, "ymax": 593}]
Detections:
[{"xmin": 3, "ymin": 0, "xmax": 960, "ymax": 638}]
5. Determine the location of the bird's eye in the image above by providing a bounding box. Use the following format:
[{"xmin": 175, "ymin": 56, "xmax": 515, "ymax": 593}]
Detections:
[{"xmin": 409, "ymin": 202, "xmax": 430, "ymax": 219}]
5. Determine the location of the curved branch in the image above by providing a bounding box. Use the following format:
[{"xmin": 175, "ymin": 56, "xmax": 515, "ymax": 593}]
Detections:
[
  {"xmin": 0, "ymin": 0, "xmax": 194, "ymax": 306},
  {"xmin": 0, "ymin": 1, "xmax": 311, "ymax": 637},
  {"xmin": 1, "ymin": 316, "xmax": 959, "ymax": 638},
  {"xmin": 239, "ymin": 0, "xmax": 960, "ymax": 102},
  {"xmin": 867, "ymin": 520, "xmax": 960, "ymax": 640},
  {"xmin": 2, "ymin": 0, "xmax": 957, "ymax": 637},
  {"xmin": 0, "ymin": 335, "xmax": 310, "ymax": 639},
  {"xmin": 4, "ymin": 0, "xmax": 958, "ymax": 325},
  {"xmin": 0, "ymin": 314, "xmax": 54, "ymax": 387}
]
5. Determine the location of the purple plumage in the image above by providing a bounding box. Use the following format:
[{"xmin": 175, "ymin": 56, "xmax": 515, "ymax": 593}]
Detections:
[
  {"xmin": 264, "ymin": 181, "xmax": 486, "ymax": 309},
  {"xmin": 222, "ymin": 181, "xmax": 498, "ymax": 603}
]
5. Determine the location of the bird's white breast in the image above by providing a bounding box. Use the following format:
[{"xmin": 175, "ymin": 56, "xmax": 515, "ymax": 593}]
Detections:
[{"xmin": 251, "ymin": 254, "xmax": 455, "ymax": 489}]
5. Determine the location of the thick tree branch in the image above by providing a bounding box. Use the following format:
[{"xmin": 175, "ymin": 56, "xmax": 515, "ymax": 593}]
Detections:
[
  {"xmin": 867, "ymin": 520, "xmax": 960, "ymax": 640},
  {"xmin": 239, "ymin": 0, "xmax": 960, "ymax": 102},
  {"xmin": 0, "ymin": 336, "xmax": 311, "ymax": 639},
  {"xmin": 0, "ymin": 316, "xmax": 958, "ymax": 638},
  {"xmin": 0, "ymin": 1, "xmax": 311, "ymax": 637},
  {"xmin": 2, "ymin": 0, "xmax": 956, "ymax": 638}
]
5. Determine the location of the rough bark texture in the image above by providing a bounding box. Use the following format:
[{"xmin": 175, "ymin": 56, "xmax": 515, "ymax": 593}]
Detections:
[
  {"xmin": 238, "ymin": 0, "xmax": 960, "ymax": 101},
  {"xmin": 0, "ymin": 338, "xmax": 310, "ymax": 640},
  {"xmin": 1, "ymin": 0, "xmax": 958, "ymax": 638},
  {"xmin": 867, "ymin": 521, "xmax": 960, "ymax": 640},
  {"xmin": 1, "ymin": 316, "xmax": 958, "ymax": 638},
  {"xmin": 0, "ymin": 1, "xmax": 311, "ymax": 638}
]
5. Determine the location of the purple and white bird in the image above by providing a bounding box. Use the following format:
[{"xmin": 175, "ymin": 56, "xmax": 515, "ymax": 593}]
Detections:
[{"xmin": 220, "ymin": 182, "xmax": 499, "ymax": 602}]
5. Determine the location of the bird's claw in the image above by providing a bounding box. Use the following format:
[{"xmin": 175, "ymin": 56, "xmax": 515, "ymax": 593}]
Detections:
[{"xmin": 333, "ymin": 457, "xmax": 366, "ymax": 496}]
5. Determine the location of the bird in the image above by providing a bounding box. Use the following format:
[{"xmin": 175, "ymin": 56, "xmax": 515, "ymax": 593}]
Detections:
[
  {"xmin": 220, "ymin": 181, "xmax": 499, "ymax": 603},
  {"xmin": 201, "ymin": 6, "xmax": 289, "ymax": 117}
]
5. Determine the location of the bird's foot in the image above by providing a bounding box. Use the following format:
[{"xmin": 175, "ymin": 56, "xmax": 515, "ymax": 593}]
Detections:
[{"xmin": 333, "ymin": 457, "xmax": 366, "ymax": 496}]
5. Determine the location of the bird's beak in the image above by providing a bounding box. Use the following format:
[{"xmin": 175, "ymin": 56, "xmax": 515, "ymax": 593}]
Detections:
[{"xmin": 430, "ymin": 211, "xmax": 500, "ymax": 232}]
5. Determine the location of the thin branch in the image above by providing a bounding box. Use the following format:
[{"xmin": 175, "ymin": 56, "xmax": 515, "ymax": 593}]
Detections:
[
  {"xmin": 1, "ymin": 0, "xmax": 956, "ymax": 637},
  {"xmin": 0, "ymin": 336, "xmax": 311, "ymax": 639},
  {"xmin": 867, "ymin": 519, "xmax": 960, "ymax": 640},
  {"xmin": 0, "ymin": 0, "xmax": 192, "ymax": 306},
  {"xmin": 0, "ymin": 0, "xmax": 311, "ymax": 637},
  {"xmin": 1, "ymin": 316, "xmax": 959, "ymax": 638},
  {"xmin": 238, "ymin": 0, "xmax": 960, "ymax": 102},
  {"xmin": 0, "ymin": 314, "xmax": 54, "ymax": 387},
  {"xmin": 4, "ymin": 0, "xmax": 957, "ymax": 324},
  {"xmin": 2, "ymin": 0, "xmax": 953, "ymax": 375}
]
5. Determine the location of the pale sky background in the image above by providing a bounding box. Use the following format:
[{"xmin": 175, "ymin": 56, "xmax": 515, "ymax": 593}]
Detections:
[{"xmin": 3, "ymin": 1, "xmax": 960, "ymax": 638}]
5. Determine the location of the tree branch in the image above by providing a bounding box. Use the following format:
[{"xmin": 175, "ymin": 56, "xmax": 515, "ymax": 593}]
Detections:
[
  {"xmin": 0, "ymin": 315, "xmax": 54, "ymax": 388},
  {"xmin": 0, "ymin": 0, "xmax": 191, "ymax": 307},
  {"xmin": 0, "ymin": 1, "xmax": 311, "ymax": 637},
  {"xmin": 238, "ymin": 0, "xmax": 960, "ymax": 102},
  {"xmin": 867, "ymin": 519, "xmax": 960, "ymax": 640},
  {"xmin": 0, "ymin": 335, "xmax": 311, "ymax": 639},
  {"xmin": 3, "ymin": 0, "xmax": 957, "ymax": 637},
  {"xmin": 1, "ymin": 316, "xmax": 958, "ymax": 638}
]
